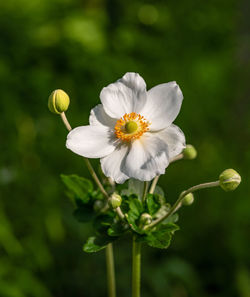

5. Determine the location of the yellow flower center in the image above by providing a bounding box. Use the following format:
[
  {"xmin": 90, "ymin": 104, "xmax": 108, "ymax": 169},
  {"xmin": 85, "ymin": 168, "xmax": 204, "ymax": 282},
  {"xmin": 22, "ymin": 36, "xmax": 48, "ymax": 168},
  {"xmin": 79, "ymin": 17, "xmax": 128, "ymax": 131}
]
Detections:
[{"xmin": 115, "ymin": 112, "xmax": 150, "ymax": 142}]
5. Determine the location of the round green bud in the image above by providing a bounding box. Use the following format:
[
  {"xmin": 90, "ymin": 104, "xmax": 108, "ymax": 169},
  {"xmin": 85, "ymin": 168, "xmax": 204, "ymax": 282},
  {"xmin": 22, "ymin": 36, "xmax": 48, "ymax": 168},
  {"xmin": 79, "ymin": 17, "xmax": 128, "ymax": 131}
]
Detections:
[
  {"xmin": 182, "ymin": 193, "xmax": 194, "ymax": 206},
  {"xmin": 219, "ymin": 169, "xmax": 241, "ymax": 192},
  {"xmin": 183, "ymin": 144, "xmax": 197, "ymax": 160},
  {"xmin": 48, "ymin": 89, "xmax": 70, "ymax": 114},
  {"xmin": 108, "ymin": 193, "xmax": 122, "ymax": 209},
  {"xmin": 139, "ymin": 213, "xmax": 152, "ymax": 225},
  {"xmin": 93, "ymin": 200, "xmax": 104, "ymax": 212}
]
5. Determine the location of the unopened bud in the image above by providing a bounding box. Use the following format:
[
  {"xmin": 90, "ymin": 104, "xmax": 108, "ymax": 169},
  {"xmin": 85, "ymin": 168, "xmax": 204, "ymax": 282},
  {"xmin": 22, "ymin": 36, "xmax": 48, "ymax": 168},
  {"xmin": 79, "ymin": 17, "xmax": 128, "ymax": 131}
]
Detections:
[
  {"xmin": 140, "ymin": 213, "xmax": 152, "ymax": 225},
  {"xmin": 182, "ymin": 193, "xmax": 194, "ymax": 206},
  {"xmin": 219, "ymin": 169, "xmax": 241, "ymax": 192},
  {"xmin": 183, "ymin": 144, "xmax": 197, "ymax": 160},
  {"xmin": 48, "ymin": 89, "xmax": 70, "ymax": 114},
  {"xmin": 108, "ymin": 193, "xmax": 122, "ymax": 209}
]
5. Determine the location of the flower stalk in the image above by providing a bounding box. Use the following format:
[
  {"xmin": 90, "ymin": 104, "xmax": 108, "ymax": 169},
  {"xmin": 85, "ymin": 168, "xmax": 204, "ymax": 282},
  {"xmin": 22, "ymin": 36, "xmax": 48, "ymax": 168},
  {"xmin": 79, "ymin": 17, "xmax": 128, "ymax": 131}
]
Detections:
[
  {"xmin": 106, "ymin": 243, "xmax": 116, "ymax": 297},
  {"xmin": 60, "ymin": 112, "xmax": 109, "ymax": 199},
  {"xmin": 132, "ymin": 236, "xmax": 142, "ymax": 297},
  {"xmin": 59, "ymin": 111, "xmax": 117, "ymax": 297},
  {"xmin": 145, "ymin": 180, "xmax": 220, "ymax": 230},
  {"xmin": 142, "ymin": 181, "xmax": 149, "ymax": 202},
  {"xmin": 149, "ymin": 175, "xmax": 160, "ymax": 194}
]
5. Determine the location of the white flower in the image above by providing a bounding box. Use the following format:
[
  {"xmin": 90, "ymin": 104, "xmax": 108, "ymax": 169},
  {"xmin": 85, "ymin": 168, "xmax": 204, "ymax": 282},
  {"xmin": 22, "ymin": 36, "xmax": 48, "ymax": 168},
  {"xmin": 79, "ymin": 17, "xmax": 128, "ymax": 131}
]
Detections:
[{"xmin": 66, "ymin": 72, "xmax": 185, "ymax": 184}]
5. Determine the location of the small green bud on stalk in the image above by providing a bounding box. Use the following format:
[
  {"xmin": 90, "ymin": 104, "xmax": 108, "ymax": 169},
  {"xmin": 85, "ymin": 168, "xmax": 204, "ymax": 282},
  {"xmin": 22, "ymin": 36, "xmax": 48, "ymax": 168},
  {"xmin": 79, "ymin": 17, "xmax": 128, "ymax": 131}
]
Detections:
[
  {"xmin": 182, "ymin": 193, "xmax": 194, "ymax": 206},
  {"xmin": 219, "ymin": 169, "xmax": 241, "ymax": 192},
  {"xmin": 183, "ymin": 144, "xmax": 197, "ymax": 160},
  {"xmin": 108, "ymin": 193, "xmax": 122, "ymax": 209},
  {"xmin": 140, "ymin": 213, "xmax": 152, "ymax": 225},
  {"xmin": 48, "ymin": 89, "xmax": 70, "ymax": 114}
]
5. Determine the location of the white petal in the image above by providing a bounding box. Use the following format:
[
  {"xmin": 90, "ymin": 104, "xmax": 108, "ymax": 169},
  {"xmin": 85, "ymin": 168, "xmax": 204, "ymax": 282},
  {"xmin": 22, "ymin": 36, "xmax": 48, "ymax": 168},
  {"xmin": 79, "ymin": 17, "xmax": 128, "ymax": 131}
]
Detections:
[
  {"xmin": 141, "ymin": 82, "xmax": 183, "ymax": 131},
  {"xmin": 89, "ymin": 104, "xmax": 117, "ymax": 127},
  {"xmin": 119, "ymin": 72, "xmax": 147, "ymax": 113},
  {"xmin": 101, "ymin": 144, "xmax": 129, "ymax": 184},
  {"xmin": 100, "ymin": 72, "xmax": 147, "ymax": 119},
  {"xmin": 157, "ymin": 124, "xmax": 186, "ymax": 159},
  {"xmin": 123, "ymin": 133, "xmax": 169, "ymax": 181},
  {"xmin": 66, "ymin": 125, "xmax": 116, "ymax": 158}
]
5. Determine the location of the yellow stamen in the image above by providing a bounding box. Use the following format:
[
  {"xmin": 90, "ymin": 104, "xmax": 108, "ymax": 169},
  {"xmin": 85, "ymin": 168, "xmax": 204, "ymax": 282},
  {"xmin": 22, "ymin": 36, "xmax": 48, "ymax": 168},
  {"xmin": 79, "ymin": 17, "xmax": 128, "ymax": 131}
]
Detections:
[{"xmin": 115, "ymin": 112, "xmax": 150, "ymax": 142}]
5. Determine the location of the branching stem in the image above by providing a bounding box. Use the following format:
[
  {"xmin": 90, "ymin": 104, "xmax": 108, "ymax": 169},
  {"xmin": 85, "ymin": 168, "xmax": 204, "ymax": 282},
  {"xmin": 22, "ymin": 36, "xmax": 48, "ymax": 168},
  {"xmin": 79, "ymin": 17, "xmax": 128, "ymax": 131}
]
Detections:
[{"xmin": 145, "ymin": 180, "xmax": 220, "ymax": 230}]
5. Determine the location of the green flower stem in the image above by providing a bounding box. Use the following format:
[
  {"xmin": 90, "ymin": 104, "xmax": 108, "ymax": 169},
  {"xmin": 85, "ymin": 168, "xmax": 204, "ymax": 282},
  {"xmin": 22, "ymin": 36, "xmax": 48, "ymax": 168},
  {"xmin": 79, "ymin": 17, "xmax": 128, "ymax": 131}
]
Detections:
[
  {"xmin": 116, "ymin": 206, "xmax": 125, "ymax": 220},
  {"xmin": 84, "ymin": 158, "xmax": 109, "ymax": 199},
  {"xmin": 132, "ymin": 236, "xmax": 142, "ymax": 297},
  {"xmin": 148, "ymin": 153, "xmax": 184, "ymax": 195},
  {"xmin": 60, "ymin": 112, "xmax": 109, "ymax": 200},
  {"xmin": 170, "ymin": 153, "xmax": 184, "ymax": 163},
  {"xmin": 142, "ymin": 181, "xmax": 149, "ymax": 202},
  {"xmin": 149, "ymin": 176, "xmax": 159, "ymax": 194},
  {"xmin": 60, "ymin": 112, "xmax": 117, "ymax": 297},
  {"xmin": 145, "ymin": 180, "xmax": 220, "ymax": 230},
  {"xmin": 60, "ymin": 112, "xmax": 72, "ymax": 131},
  {"xmin": 106, "ymin": 243, "xmax": 116, "ymax": 297}
]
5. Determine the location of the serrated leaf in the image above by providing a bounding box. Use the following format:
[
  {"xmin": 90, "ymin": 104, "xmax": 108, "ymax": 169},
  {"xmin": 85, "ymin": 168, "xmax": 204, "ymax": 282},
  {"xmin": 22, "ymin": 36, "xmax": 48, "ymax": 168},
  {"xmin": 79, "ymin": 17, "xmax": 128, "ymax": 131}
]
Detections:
[
  {"xmin": 83, "ymin": 235, "xmax": 116, "ymax": 253},
  {"xmin": 140, "ymin": 223, "xmax": 179, "ymax": 249},
  {"xmin": 93, "ymin": 213, "xmax": 115, "ymax": 234},
  {"xmin": 129, "ymin": 196, "xmax": 143, "ymax": 216},
  {"xmin": 162, "ymin": 213, "xmax": 179, "ymax": 224},
  {"xmin": 154, "ymin": 185, "xmax": 165, "ymax": 197},
  {"xmin": 146, "ymin": 193, "xmax": 166, "ymax": 216},
  {"xmin": 61, "ymin": 174, "xmax": 93, "ymax": 203},
  {"xmin": 107, "ymin": 221, "xmax": 128, "ymax": 237},
  {"xmin": 126, "ymin": 196, "xmax": 144, "ymax": 234},
  {"xmin": 146, "ymin": 194, "xmax": 161, "ymax": 215}
]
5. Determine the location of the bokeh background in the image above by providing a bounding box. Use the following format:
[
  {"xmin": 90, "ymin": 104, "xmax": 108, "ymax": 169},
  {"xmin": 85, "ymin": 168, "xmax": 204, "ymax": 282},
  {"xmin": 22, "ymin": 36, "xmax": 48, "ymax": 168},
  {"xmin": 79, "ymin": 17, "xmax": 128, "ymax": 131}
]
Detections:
[{"xmin": 0, "ymin": 0, "xmax": 249, "ymax": 296}]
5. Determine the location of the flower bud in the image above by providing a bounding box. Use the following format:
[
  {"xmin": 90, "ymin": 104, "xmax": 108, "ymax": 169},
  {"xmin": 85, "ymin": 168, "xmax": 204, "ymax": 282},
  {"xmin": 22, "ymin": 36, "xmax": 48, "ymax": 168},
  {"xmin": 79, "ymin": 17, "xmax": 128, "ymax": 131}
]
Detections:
[
  {"xmin": 139, "ymin": 213, "xmax": 152, "ymax": 225},
  {"xmin": 108, "ymin": 193, "xmax": 122, "ymax": 209},
  {"xmin": 219, "ymin": 169, "xmax": 241, "ymax": 192},
  {"xmin": 48, "ymin": 89, "xmax": 70, "ymax": 114},
  {"xmin": 93, "ymin": 200, "xmax": 104, "ymax": 212},
  {"xmin": 182, "ymin": 193, "xmax": 194, "ymax": 206},
  {"xmin": 183, "ymin": 144, "xmax": 197, "ymax": 160}
]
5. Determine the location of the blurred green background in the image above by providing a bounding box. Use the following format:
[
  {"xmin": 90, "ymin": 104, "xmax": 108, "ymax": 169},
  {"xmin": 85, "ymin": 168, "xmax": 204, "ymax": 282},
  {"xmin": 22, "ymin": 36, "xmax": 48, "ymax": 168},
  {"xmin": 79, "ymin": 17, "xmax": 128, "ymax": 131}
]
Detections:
[{"xmin": 0, "ymin": 0, "xmax": 249, "ymax": 296}]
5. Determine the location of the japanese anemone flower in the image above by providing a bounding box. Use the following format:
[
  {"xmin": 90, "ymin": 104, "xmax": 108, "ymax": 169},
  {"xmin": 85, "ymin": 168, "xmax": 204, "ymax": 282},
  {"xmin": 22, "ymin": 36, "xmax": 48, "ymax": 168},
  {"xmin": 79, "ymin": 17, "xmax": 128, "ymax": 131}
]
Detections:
[{"xmin": 66, "ymin": 72, "xmax": 185, "ymax": 184}]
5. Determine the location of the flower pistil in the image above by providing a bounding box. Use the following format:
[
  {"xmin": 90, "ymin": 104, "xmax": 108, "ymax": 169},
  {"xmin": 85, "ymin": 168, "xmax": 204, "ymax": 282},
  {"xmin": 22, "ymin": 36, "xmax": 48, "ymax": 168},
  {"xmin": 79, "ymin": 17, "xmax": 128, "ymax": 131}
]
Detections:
[{"xmin": 115, "ymin": 112, "xmax": 150, "ymax": 142}]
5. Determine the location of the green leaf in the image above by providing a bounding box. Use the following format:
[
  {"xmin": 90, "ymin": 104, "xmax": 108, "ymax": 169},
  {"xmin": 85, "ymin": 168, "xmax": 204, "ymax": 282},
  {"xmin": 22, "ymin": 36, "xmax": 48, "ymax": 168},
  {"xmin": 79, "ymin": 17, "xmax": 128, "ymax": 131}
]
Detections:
[
  {"xmin": 83, "ymin": 235, "xmax": 116, "ymax": 253},
  {"xmin": 61, "ymin": 174, "xmax": 93, "ymax": 203},
  {"xmin": 146, "ymin": 193, "xmax": 167, "ymax": 216},
  {"xmin": 93, "ymin": 213, "xmax": 115, "ymax": 234},
  {"xmin": 140, "ymin": 223, "xmax": 179, "ymax": 249},
  {"xmin": 107, "ymin": 221, "xmax": 128, "ymax": 237},
  {"xmin": 154, "ymin": 185, "xmax": 165, "ymax": 197},
  {"xmin": 162, "ymin": 213, "xmax": 179, "ymax": 224},
  {"xmin": 129, "ymin": 196, "xmax": 143, "ymax": 216},
  {"xmin": 127, "ymin": 195, "xmax": 144, "ymax": 233},
  {"xmin": 146, "ymin": 194, "xmax": 161, "ymax": 215}
]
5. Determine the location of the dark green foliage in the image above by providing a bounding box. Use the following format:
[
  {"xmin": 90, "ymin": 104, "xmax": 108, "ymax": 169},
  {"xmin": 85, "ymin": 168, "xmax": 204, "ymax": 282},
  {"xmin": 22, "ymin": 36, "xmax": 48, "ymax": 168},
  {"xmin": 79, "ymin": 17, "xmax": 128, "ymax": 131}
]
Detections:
[
  {"xmin": 61, "ymin": 174, "xmax": 93, "ymax": 203},
  {"xmin": 138, "ymin": 223, "xmax": 179, "ymax": 249},
  {"xmin": 83, "ymin": 235, "xmax": 116, "ymax": 253},
  {"xmin": 0, "ymin": 0, "xmax": 248, "ymax": 296}
]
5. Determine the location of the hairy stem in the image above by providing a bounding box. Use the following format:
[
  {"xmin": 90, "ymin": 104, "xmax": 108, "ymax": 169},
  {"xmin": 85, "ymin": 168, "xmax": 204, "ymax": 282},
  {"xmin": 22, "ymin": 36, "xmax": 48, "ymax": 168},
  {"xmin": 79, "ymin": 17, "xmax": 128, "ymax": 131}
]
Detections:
[
  {"xmin": 145, "ymin": 180, "xmax": 220, "ymax": 230},
  {"xmin": 132, "ymin": 236, "xmax": 141, "ymax": 297},
  {"xmin": 142, "ymin": 181, "xmax": 149, "ymax": 202},
  {"xmin": 60, "ymin": 112, "xmax": 109, "ymax": 199},
  {"xmin": 106, "ymin": 243, "xmax": 116, "ymax": 297},
  {"xmin": 149, "ymin": 176, "xmax": 160, "ymax": 194}
]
